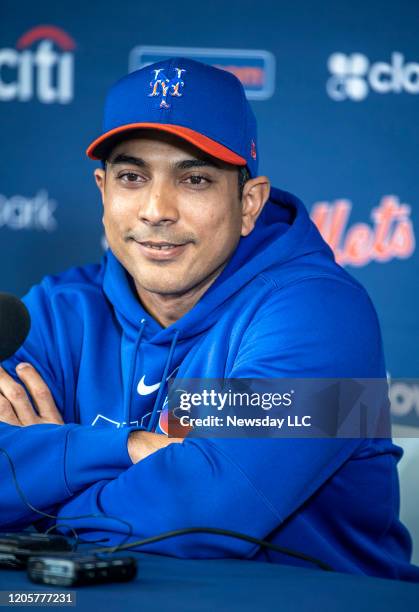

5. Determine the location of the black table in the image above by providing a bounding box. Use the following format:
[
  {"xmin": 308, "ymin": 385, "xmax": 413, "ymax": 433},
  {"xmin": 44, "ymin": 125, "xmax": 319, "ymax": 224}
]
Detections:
[{"xmin": 1, "ymin": 553, "xmax": 418, "ymax": 611}]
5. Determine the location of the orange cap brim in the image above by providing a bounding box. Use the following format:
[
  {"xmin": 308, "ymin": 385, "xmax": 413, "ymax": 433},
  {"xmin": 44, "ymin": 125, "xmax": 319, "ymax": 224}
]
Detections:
[{"xmin": 86, "ymin": 122, "xmax": 247, "ymax": 166}]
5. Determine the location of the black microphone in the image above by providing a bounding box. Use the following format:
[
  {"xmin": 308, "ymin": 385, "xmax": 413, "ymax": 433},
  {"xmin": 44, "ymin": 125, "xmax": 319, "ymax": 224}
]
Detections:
[{"xmin": 0, "ymin": 293, "xmax": 31, "ymax": 361}]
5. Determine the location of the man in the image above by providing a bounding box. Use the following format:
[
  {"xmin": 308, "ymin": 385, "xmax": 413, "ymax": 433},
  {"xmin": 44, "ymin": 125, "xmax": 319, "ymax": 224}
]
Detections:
[{"xmin": 0, "ymin": 58, "xmax": 418, "ymax": 580}]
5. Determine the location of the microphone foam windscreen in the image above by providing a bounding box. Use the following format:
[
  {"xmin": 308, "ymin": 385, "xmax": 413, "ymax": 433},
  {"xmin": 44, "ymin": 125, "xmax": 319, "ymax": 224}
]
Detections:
[{"xmin": 0, "ymin": 293, "xmax": 31, "ymax": 361}]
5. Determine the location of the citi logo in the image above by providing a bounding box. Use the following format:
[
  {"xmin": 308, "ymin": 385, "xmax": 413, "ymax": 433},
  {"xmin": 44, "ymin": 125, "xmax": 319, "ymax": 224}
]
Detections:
[
  {"xmin": 327, "ymin": 52, "xmax": 419, "ymax": 101},
  {"xmin": 0, "ymin": 25, "xmax": 75, "ymax": 104}
]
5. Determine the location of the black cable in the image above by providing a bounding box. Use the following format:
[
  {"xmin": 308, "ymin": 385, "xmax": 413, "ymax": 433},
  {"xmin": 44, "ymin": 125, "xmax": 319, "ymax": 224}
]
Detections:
[
  {"xmin": 44, "ymin": 524, "xmax": 109, "ymax": 549},
  {"xmin": 91, "ymin": 527, "xmax": 333, "ymax": 572},
  {"xmin": 0, "ymin": 447, "xmax": 333, "ymax": 571},
  {"xmin": 74, "ymin": 537, "xmax": 110, "ymax": 547},
  {"xmin": 44, "ymin": 524, "xmax": 80, "ymax": 551},
  {"xmin": 0, "ymin": 447, "xmax": 133, "ymax": 550}
]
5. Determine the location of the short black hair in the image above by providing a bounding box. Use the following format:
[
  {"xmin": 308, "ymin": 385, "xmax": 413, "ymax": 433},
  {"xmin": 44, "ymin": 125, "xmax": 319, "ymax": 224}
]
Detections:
[
  {"xmin": 101, "ymin": 159, "xmax": 250, "ymax": 199},
  {"xmin": 238, "ymin": 166, "xmax": 250, "ymax": 199}
]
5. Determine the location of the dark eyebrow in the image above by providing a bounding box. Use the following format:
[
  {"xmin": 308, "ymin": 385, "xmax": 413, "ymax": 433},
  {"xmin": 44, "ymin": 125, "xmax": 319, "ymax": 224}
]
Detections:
[
  {"xmin": 175, "ymin": 158, "xmax": 222, "ymax": 170},
  {"xmin": 108, "ymin": 154, "xmax": 148, "ymax": 168},
  {"xmin": 107, "ymin": 154, "xmax": 222, "ymax": 170}
]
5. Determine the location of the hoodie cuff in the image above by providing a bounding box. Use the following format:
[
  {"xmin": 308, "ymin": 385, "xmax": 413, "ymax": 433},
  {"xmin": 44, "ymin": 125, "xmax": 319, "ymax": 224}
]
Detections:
[{"xmin": 64, "ymin": 426, "xmax": 135, "ymax": 494}]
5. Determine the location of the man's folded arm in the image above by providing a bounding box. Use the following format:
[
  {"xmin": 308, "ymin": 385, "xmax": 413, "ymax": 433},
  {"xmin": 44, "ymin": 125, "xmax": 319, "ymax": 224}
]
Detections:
[
  {"xmin": 0, "ymin": 422, "xmax": 135, "ymax": 529},
  {"xmin": 50, "ymin": 434, "xmax": 360, "ymax": 558},
  {"xmin": 0, "ymin": 282, "xmax": 135, "ymax": 529},
  {"xmin": 48, "ymin": 278, "xmax": 384, "ymax": 558}
]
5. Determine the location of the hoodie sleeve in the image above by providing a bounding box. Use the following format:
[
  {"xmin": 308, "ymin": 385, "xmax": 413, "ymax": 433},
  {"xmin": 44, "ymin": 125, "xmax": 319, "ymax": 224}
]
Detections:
[
  {"xmin": 48, "ymin": 278, "xmax": 387, "ymax": 558},
  {"xmin": 0, "ymin": 282, "xmax": 134, "ymax": 529},
  {"xmin": 0, "ymin": 423, "xmax": 135, "ymax": 530}
]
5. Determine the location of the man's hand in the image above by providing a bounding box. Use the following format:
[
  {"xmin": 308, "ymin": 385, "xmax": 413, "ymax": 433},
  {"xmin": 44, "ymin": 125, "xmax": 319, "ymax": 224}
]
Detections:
[
  {"xmin": 128, "ymin": 430, "xmax": 183, "ymax": 464},
  {"xmin": 0, "ymin": 363, "xmax": 64, "ymax": 426}
]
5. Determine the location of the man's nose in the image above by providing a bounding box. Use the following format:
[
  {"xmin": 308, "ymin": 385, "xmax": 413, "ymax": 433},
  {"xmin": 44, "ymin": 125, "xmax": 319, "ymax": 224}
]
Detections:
[{"xmin": 137, "ymin": 183, "xmax": 179, "ymax": 226}]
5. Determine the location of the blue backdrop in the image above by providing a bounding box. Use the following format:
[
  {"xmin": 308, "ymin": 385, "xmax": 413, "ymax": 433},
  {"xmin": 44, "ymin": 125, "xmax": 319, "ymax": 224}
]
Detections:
[{"xmin": 1, "ymin": 0, "xmax": 418, "ymax": 431}]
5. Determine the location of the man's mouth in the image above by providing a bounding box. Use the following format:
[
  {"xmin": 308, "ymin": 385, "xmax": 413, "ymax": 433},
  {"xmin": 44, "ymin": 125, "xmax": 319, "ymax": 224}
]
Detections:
[
  {"xmin": 139, "ymin": 241, "xmax": 184, "ymax": 250},
  {"xmin": 133, "ymin": 239, "xmax": 191, "ymax": 261}
]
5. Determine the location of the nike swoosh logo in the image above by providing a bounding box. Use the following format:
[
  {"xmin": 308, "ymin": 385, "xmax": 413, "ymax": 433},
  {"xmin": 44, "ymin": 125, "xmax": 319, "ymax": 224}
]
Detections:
[
  {"xmin": 137, "ymin": 375, "xmax": 161, "ymax": 395},
  {"xmin": 137, "ymin": 367, "xmax": 180, "ymax": 396}
]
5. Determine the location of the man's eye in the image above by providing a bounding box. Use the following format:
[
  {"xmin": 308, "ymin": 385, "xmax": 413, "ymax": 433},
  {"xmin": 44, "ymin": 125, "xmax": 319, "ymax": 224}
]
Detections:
[
  {"xmin": 184, "ymin": 175, "xmax": 211, "ymax": 186},
  {"xmin": 118, "ymin": 172, "xmax": 143, "ymax": 183}
]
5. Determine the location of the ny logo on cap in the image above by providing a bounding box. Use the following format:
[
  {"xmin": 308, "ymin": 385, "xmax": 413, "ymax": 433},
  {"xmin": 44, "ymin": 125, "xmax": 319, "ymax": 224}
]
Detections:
[{"xmin": 149, "ymin": 67, "xmax": 186, "ymax": 109}]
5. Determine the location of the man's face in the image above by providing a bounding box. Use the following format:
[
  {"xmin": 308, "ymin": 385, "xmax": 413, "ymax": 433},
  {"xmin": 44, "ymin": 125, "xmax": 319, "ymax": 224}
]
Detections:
[{"xmin": 95, "ymin": 131, "xmax": 263, "ymax": 297}]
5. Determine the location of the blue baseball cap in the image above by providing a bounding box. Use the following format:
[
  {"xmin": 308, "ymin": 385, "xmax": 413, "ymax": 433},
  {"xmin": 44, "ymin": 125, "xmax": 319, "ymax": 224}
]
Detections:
[{"xmin": 86, "ymin": 57, "xmax": 259, "ymax": 177}]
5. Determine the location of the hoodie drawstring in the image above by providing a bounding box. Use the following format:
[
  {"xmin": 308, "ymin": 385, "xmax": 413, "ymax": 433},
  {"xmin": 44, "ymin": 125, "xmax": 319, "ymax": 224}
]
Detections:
[
  {"xmin": 147, "ymin": 329, "xmax": 180, "ymax": 432},
  {"xmin": 123, "ymin": 318, "xmax": 146, "ymax": 427}
]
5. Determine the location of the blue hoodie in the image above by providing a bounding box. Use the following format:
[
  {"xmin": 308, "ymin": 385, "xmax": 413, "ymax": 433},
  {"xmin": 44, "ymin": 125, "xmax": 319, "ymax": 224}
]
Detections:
[{"xmin": 1, "ymin": 187, "xmax": 418, "ymax": 581}]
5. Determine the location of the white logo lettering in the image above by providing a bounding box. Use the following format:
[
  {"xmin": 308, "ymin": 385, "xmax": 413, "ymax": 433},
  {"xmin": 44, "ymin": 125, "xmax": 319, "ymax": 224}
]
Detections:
[
  {"xmin": 0, "ymin": 190, "xmax": 58, "ymax": 231},
  {"xmin": 389, "ymin": 383, "xmax": 419, "ymax": 418},
  {"xmin": 327, "ymin": 52, "xmax": 419, "ymax": 101},
  {"xmin": 0, "ymin": 27, "xmax": 75, "ymax": 104},
  {"xmin": 91, "ymin": 414, "xmax": 140, "ymax": 428}
]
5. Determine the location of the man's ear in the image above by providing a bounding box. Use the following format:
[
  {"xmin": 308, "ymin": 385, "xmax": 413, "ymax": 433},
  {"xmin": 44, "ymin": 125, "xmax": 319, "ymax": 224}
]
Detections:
[
  {"xmin": 241, "ymin": 176, "xmax": 271, "ymax": 236},
  {"xmin": 94, "ymin": 168, "xmax": 106, "ymax": 206}
]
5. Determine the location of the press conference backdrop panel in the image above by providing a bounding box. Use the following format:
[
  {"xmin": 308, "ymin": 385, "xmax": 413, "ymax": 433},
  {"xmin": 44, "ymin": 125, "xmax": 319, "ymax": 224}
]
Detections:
[{"xmin": 1, "ymin": 0, "xmax": 418, "ymax": 558}]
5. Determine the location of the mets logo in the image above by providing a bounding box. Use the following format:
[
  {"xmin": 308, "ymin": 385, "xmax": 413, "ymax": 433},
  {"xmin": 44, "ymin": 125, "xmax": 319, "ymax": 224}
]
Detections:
[{"xmin": 149, "ymin": 67, "xmax": 186, "ymax": 109}]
